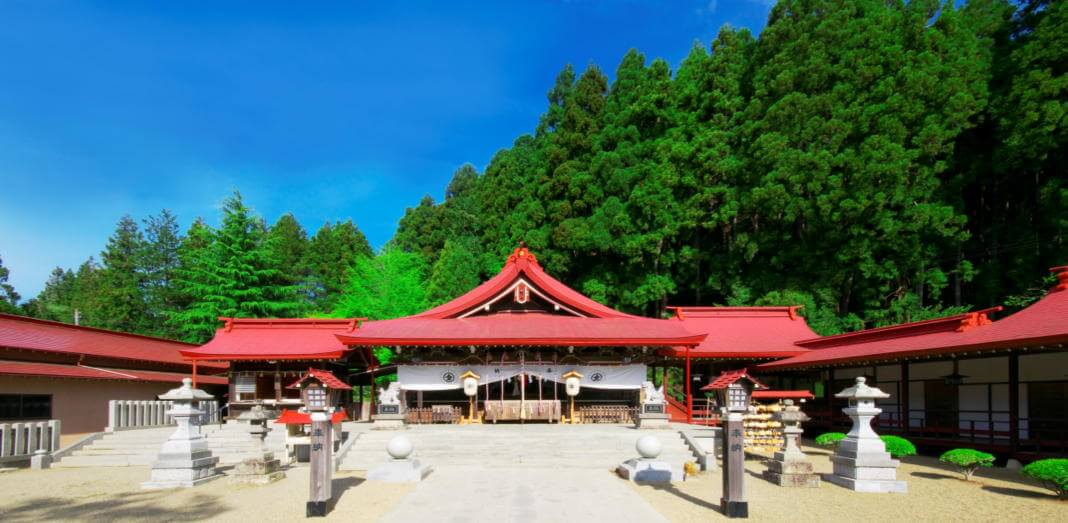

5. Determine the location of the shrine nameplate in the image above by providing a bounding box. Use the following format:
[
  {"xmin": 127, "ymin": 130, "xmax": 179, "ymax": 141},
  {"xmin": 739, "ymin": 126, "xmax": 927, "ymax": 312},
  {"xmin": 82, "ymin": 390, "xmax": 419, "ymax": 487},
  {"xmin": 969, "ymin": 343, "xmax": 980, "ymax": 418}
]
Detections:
[
  {"xmin": 378, "ymin": 405, "xmax": 400, "ymax": 415},
  {"xmin": 643, "ymin": 404, "xmax": 665, "ymax": 414}
]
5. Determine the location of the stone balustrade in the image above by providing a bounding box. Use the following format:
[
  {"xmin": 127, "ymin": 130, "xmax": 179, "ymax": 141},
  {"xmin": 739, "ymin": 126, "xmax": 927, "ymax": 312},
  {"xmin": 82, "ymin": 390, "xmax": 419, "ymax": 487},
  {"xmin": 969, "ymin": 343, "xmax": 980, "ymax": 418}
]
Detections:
[
  {"xmin": 0, "ymin": 420, "xmax": 61, "ymax": 462},
  {"xmin": 107, "ymin": 399, "xmax": 220, "ymax": 432}
]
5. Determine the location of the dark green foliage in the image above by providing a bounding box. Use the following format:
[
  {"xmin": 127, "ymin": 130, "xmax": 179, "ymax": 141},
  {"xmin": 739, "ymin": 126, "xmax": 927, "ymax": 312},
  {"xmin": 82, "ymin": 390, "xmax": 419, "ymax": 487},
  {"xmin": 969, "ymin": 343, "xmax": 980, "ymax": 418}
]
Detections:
[
  {"xmin": 1021, "ymin": 458, "xmax": 1068, "ymax": 498},
  {"xmin": 142, "ymin": 210, "xmax": 183, "ymax": 338},
  {"xmin": 95, "ymin": 216, "xmax": 148, "ymax": 333},
  {"xmin": 170, "ymin": 192, "xmax": 301, "ymax": 343},
  {"xmin": 880, "ymin": 435, "xmax": 917, "ymax": 458},
  {"xmin": 305, "ymin": 220, "xmax": 373, "ymax": 312},
  {"xmin": 427, "ymin": 240, "xmax": 481, "ymax": 307},
  {"xmin": 939, "ymin": 448, "xmax": 995, "ymax": 480},
  {"xmin": 0, "ymin": 254, "xmax": 20, "ymax": 314},
  {"xmin": 815, "ymin": 432, "xmax": 846, "ymax": 447}
]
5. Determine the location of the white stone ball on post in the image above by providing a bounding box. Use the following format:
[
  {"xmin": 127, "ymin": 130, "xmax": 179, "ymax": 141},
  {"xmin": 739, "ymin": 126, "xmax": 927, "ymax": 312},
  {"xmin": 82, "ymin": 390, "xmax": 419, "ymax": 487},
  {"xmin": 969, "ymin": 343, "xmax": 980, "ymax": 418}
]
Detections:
[
  {"xmin": 387, "ymin": 435, "xmax": 414, "ymax": 460},
  {"xmin": 636, "ymin": 435, "xmax": 662, "ymax": 459}
]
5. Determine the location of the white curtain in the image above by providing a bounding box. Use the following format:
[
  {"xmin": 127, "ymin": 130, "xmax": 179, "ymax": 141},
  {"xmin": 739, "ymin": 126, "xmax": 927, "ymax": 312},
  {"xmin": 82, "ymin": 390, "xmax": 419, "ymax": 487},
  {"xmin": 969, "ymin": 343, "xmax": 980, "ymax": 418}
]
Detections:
[{"xmin": 398, "ymin": 364, "xmax": 646, "ymax": 391}]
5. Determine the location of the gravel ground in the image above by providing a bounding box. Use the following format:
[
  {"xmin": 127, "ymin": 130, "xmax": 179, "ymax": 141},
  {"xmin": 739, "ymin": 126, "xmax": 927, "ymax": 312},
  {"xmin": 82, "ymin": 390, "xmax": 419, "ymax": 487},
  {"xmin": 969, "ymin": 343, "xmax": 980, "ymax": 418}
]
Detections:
[{"xmin": 629, "ymin": 444, "xmax": 1067, "ymax": 522}]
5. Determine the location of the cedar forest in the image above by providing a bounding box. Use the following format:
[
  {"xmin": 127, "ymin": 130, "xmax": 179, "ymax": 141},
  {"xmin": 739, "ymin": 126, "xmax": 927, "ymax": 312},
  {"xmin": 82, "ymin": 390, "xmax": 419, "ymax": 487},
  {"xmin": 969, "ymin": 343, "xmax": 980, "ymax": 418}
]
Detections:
[{"xmin": 0, "ymin": 0, "xmax": 1064, "ymax": 346}]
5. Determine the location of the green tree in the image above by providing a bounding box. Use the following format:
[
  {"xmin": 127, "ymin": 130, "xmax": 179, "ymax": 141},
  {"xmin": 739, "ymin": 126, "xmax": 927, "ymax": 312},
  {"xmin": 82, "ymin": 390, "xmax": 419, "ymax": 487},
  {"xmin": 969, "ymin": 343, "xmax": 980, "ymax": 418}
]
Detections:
[
  {"xmin": 426, "ymin": 239, "xmax": 480, "ymax": 307},
  {"xmin": 268, "ymin": 213, "xmax": 311, "ymax": 308},
  {"xmin": 332, "ymin": 246, "xmax": 428, "ymax": 320},
  {"xmin": 171, "ymin": 192, "xmax": 301, "ymax": 343},
  {"xmin": 0, "ymin": 254, "xmax": 21, "ymax": 314},
  {"xmin": 96, "ymin": 215, "xmax": 148, "ymax": 333},
  {"xmin": 305, "ymin": 219, "xmax": 373, "ymax": 312},
  {"xmin": 142, "ymin": 210, "xmax": 183, "ymax": 337}
]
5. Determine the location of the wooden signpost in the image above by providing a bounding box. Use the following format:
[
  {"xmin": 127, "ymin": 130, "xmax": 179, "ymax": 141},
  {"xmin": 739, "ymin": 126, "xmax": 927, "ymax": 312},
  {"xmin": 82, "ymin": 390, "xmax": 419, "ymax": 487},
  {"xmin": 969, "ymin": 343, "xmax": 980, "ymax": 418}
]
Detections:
[
  {"xmin": 302, "ymin": 380, "xmax": 333, "ymax": 517},
  {"xmin": 705, "ymin": 371, "xmax": 765, "ymax": 519}
]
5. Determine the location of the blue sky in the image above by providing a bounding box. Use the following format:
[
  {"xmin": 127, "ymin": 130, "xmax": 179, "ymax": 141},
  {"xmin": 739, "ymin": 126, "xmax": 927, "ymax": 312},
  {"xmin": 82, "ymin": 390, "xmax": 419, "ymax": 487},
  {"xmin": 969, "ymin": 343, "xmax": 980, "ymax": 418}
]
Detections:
[{"xmin": 0, "ymin": 0, "xmax": 773, "ymax": 300}]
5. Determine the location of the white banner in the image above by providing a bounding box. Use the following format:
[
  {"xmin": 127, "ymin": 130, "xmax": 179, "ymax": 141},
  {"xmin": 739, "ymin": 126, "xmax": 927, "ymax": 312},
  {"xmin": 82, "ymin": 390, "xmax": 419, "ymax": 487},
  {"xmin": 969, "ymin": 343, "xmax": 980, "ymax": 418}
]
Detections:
[{"xmin": 397, "ymin": 364, "xmax": 647, "ymax": 391}]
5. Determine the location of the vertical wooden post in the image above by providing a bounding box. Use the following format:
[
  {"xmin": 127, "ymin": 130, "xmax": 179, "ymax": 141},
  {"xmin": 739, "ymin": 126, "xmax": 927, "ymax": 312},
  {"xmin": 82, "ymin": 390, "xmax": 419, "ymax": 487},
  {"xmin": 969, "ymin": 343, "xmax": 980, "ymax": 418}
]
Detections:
[
  {"xmin": 192, "ymin": 361, "xmax": 198, "ymax": 388},
  {"xmin": 721, "ymin": 412, "xmax": 747, "ymax": 518},
  {"xmin": 1008, "ymin": 352, "xmax": 1019, "ymax": 456},
  {"xmin": 827, "ymin": 368, "xmax": 836, "ymax": 425},
  {"xmin": 369, "ymin": 367, "xmax": 376, "ymax": 414},
  {"xmin": 900, "ymin": 362, "xmax": 910, "ymax": 432},
  {"xmin": 685, "ymin": 347, "xmax": 693, "ymax": 424},
  {"xmin": 306, "ymin": 414, "xmax": 333, "ymax": 517},
  {"xmin": 274, "ymin": 363, "xmax": 282, "ymax": 402}
]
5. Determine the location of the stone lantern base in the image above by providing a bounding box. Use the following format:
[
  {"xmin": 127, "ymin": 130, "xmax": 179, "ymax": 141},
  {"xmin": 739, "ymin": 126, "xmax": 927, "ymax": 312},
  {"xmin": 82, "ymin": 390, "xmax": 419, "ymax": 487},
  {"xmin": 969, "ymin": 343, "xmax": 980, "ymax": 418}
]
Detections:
[
  {"xmin": 763, "ymin": 456, "xmax": 820, "ymax": 487},
  {"xmin": 826, "ymin": 454, "xmax": 907, "ymax": 493},
  {"xmin": 142, "ymin": 450, "xmax": 222, "ymax": 489},
  {"xmin": 229, "ymin": 451, "xmax": 285, "ymax": 485}
]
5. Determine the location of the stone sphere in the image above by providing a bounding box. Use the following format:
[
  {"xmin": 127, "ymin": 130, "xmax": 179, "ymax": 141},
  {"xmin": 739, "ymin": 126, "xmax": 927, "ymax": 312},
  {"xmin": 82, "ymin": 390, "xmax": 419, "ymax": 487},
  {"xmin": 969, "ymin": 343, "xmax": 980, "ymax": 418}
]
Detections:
[
  {"xmin": 636, "ymin": 435, "xmax": 662, "ymax": 459},
  {"xmin": 386, "ymin": 435, "xmax": 414, "ymax": 459}
]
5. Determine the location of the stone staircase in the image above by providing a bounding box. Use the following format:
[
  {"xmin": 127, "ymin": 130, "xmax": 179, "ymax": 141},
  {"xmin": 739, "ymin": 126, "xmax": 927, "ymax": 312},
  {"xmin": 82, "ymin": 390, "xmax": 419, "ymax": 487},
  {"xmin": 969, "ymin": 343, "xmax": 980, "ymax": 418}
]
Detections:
[
  {"xmin": 339, "ymin": 424, "xmax": 698, "ymax": 471},
  {"xmin": 54, "ymin": 421, "xmax": 289, "ymax": 468}
]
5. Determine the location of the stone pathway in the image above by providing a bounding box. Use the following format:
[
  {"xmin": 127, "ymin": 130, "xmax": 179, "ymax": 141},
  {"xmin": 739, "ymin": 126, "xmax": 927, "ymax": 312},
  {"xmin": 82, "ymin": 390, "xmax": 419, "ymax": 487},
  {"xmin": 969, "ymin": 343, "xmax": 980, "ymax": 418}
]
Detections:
[{"xmin": 379, "ymin": 466, "xmax": 668, "ymax": 523}]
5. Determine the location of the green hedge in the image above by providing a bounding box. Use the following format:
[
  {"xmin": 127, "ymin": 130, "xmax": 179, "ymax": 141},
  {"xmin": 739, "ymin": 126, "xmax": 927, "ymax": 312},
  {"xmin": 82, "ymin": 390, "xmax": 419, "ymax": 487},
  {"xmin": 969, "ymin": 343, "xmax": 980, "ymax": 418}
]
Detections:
[
  {"xmin": 815, "ymin": 432, "xmax": 846, "ymax": 447},
  {"xmin": 880, "ymin": 435, "xmax": 916, "ymax": 458},
  {"xmin": 1021, "ymin": 459, "xmax": 1068, "ymax": 499},
  {"xmin": 939, "ymin": 449, "xmax": 995, "ymax": 480}
]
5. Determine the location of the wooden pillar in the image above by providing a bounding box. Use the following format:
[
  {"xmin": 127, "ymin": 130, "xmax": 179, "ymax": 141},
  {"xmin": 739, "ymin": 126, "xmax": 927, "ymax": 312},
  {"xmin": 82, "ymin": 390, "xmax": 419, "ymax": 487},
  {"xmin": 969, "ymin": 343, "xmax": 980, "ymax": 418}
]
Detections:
[
  {"xmin": 192, "ymin": 361, "xmax": 198, "ymax": 388},
  {"xmin": 827, "ymin": 368, "xmax": 836, "ymax": 424},
  {"xmin": 685, "ymin": 347, "xmax": 693, "ymax": 424},
  {"xmin": 1009, "ymin": 352, "xmax": 1019, "ymax": 455},
  {"xmin": 370, "ymin": 367, "xmax": 376, "ymax": 413},
  {"xmin": 274, "ymin": 363, "xmax": 282, "ymax": 402},
  {"xmin": 900, "ymin": 362, "xmax": 910, "ymax": 432}
]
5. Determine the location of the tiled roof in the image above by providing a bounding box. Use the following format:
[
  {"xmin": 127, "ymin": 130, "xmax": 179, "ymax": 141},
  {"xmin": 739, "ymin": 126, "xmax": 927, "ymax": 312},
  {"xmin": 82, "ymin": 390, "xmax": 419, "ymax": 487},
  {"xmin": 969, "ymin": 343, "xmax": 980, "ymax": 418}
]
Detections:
[
  {"xmin": 658, "ymin": 307, "xmax": 815, "ymax": 359},
  {"xmin": 0, "ymin": 359, "xmax": 227, "ymax": 385},
  {"xmin": 181, "ymin": 318, "xmax": 358, "ymax": 360},
  {"xmin": 0, "ymin": 313, "xmax": 224, "ymax": 370},
  {"xmin": 287, "ymin": 368, "xmax": 352, "ymax": 390},
  {"xmin": 700, "ymin": 369, "xmax": 767, "ymax": 391}
]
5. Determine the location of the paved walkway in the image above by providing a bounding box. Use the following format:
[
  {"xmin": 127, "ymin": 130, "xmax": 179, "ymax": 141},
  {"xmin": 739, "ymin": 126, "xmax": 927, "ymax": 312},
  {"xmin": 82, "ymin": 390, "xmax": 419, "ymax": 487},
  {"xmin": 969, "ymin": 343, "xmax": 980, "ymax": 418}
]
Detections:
[{"xmin": 380, "ymin": 466, "xmax": 668, "ymax": 523}]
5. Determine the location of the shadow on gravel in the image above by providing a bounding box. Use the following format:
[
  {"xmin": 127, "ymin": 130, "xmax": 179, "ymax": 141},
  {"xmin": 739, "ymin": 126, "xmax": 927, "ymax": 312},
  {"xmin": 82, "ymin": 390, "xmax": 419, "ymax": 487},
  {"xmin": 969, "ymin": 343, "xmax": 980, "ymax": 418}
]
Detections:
[{"xmin": 0, "ymin": 492, "xmax": 228, "ymax": 522}]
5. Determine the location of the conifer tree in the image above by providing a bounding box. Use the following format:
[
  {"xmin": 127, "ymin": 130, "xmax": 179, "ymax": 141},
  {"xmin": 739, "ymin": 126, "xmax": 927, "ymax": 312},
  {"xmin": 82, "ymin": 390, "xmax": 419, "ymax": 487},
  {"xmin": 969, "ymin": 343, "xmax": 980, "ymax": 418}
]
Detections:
[
  {"xmin": 305, "ymin": 219, "xmax": 373, "ymax": 312},
  {"xmin": 171, "ymin": 192, "xmax": 301, "ymax": 343},
  {"xmin": 426, "ymin": 240, "xmax": 480, "ymax": 307},
  {"xmin": 0, "ymin": 254, "xmax": 21, "ymax": 314},
  {"xmin": 142, "ymin": 210, "xmax": 183, "ymax": 337},
  {"xmin": 96, "ymin": 215, "xmax": 148, "ymax": 332},
  {"xmin": 333, "ymin": 246, "xmax": 428, "ymax": 320}
]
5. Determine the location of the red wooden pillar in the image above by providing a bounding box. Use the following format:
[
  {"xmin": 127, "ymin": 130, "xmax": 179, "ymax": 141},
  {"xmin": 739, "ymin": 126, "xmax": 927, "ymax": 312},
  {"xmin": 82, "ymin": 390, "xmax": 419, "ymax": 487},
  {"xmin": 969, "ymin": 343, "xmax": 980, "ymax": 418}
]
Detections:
[
  {"xmin": 192, "ymin": 360, "xmax": 198, "ymax": 388},
  {"xmin": 685, "ymin": 346, "xmax": 693, "ymax": 424}
]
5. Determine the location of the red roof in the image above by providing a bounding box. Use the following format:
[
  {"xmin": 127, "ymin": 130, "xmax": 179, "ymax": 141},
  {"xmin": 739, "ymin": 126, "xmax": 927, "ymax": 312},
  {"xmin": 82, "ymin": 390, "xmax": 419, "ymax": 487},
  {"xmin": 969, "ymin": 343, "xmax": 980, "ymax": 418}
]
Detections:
[
  {"xmin": 760, "ymin": 267, "xmax": 1068, "ymax": 370},
  {"xmin": 657, "ymin": 307, "xmax": 816, "ymax": 359},
  {"xmin": 336, "ymin": 247, "xmax": 704, "ymax": 348},
  {"xmin": 700, "ymin": 369, "xmax": 767, "ymax": 391},
  {"xmin": 274, "ymin": 408, "xmax": 347, "ymax": 425},
  {"xmin": 181, "ymin": 318, "xmax": 360, "ymax": 361},
  {"xmin": 416, "ymin": 246, "xmax": 630, "ymax": 319},
  {"xmin": 0, "ymin": 359, "xmax": 227, "ymax": 385},
  {"xmin": 751, "ymin": 390, "xmax": 815, "ymax": 400},
  {"xmin": 0, "ymin": 313, "xmax": 224, "ymax": 370},
  {"xmin": 287, "ymin": 368, "xmax": 352, "ymax": 390},
  {"xmin": 337, "ymin": 312, "xmax": 706, "ymax": 347}
]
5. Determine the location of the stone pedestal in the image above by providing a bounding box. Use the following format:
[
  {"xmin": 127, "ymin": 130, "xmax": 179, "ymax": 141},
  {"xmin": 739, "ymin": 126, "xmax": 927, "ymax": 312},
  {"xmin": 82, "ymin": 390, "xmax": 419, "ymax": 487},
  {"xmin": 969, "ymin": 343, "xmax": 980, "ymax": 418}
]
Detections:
[
  {"xmin": 372, "ymin": 413, "xmax": 407, "ymax": 429},
  {"xmin": 30, "ymin": 449, "xmax": 51, "ymax": 470},
  {"xmin": 142, "ymin": 379, "xmax": 222, "ymax": 489},
  {"xmin": 763, "ymin": 400, "xmax": 819, "ymax": 487},
  {"xmin": 229, "ymin": 405, "xmax": 284, "ymax": 485},
  {"xmin": 636, "ymin": 410, "xmax": 670, "ymax": 429},
  {"xmin": 616, "ymin": 435, "xmax": 682, "ymax": 484},
  {"xmin": 825, "ymin": 377, "xmax": 907, "ymax": 493},
  {"xmin": 368, "ymin": 435, "xmax": 432, "ymax": 482}
]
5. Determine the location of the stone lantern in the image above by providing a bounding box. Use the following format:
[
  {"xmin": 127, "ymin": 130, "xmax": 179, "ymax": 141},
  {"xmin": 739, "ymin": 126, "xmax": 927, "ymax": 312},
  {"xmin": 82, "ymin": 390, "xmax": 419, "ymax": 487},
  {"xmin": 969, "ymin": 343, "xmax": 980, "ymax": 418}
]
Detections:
[
  {"xmin": 762, "ymin": 400, "xmax": 819, "ymax": 487},
  {"xmin": 141, "ymin": 378, "xmax": 221, "ymax": 489},
  {"xmin": 826, "ymin": 377, "xmax": 907, "ymax": 493},
  {"xmin": 562, "ymin": 370, "xmax": 583, "ymax": 424}
]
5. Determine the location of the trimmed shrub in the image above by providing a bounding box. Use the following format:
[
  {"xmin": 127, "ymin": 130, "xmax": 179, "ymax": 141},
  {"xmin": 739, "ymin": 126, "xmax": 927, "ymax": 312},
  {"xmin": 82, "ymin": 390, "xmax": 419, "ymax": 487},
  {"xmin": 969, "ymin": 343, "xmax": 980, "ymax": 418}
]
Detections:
[
  {"xmin": 815, "ymin": 432, "xmax": 846, "ymax": 447},
  {"xmin": 939, "ymin": 449, "xmax": 995, "ymax": 481},
  {"xmin": 880, "ymin": 435, "xmax": 916, "ymax": 458},
  {"xmin": 1021, "ymin": 459, "xmax": 1068, "ymax": 499}
]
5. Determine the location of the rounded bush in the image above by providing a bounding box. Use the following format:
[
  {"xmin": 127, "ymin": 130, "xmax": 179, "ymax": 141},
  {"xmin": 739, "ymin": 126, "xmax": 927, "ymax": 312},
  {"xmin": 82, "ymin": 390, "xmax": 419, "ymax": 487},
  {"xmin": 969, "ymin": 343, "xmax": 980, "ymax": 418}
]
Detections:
[
  {"xmin": 1021, "ymin": 458, "xmax": 1068, "ymax": 499},
  {"xmin": 939, "ymin": 448, "xmax": 995, "ymax": 480},
  {"xmin": 815, "ymin": 432, "xmax": 846, "ymax": 447},
  {"xmin": 880, "ymin": 435, "xmax": 916, "ymax": 458}
]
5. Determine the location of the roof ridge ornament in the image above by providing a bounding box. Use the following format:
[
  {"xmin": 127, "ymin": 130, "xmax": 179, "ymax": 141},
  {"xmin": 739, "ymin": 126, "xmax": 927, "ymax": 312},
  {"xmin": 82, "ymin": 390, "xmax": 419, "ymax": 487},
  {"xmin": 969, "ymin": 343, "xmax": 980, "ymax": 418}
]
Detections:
[
  {"xmin": 956, "ymin": 311, "xmax": 993, "ymax": 332},
  {"xmin": 1051, "ymin": 265, "xmax": 1068, "ymax": 292},
  {"xmin": 507, "ymin": 244, "xmax": 539, "ymax": 267}
]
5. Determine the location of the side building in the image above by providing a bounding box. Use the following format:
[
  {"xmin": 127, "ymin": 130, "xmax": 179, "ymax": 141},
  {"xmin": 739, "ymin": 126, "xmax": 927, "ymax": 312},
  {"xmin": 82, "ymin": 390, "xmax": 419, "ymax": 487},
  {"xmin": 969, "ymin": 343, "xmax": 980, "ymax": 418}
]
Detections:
[{"xmin": 0, "ymin": 313, "xmax": 226, "ymax": 446}]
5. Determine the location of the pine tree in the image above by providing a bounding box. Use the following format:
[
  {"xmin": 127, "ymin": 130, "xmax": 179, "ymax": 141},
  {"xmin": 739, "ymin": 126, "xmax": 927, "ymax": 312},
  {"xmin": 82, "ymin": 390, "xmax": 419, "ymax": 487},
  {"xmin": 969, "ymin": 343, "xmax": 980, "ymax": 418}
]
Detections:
[
  {"xmin": 426, "ymin": 240, "xmax": 481, "ymax": 307},
  {"xmin": 268, "ymin": 213, "xmax": 311, "ymax": 308},
  {"xmin": 96, "ymin": 215, "xmax": 148, "ymax": 332},
  {"xmin": 171, "ymin": 192, "xmax": 301, "ymax": 343},
  {"xmin": 142, "ymin": 210, "xmax": 183, "ymax": 337},
  {"xmin": 305, "ymin": 219, "xmax": 373, "ymax": 312},
  {"xmin": 0, "ymin": 254, "xmax": 21, "ymax": 314}
]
